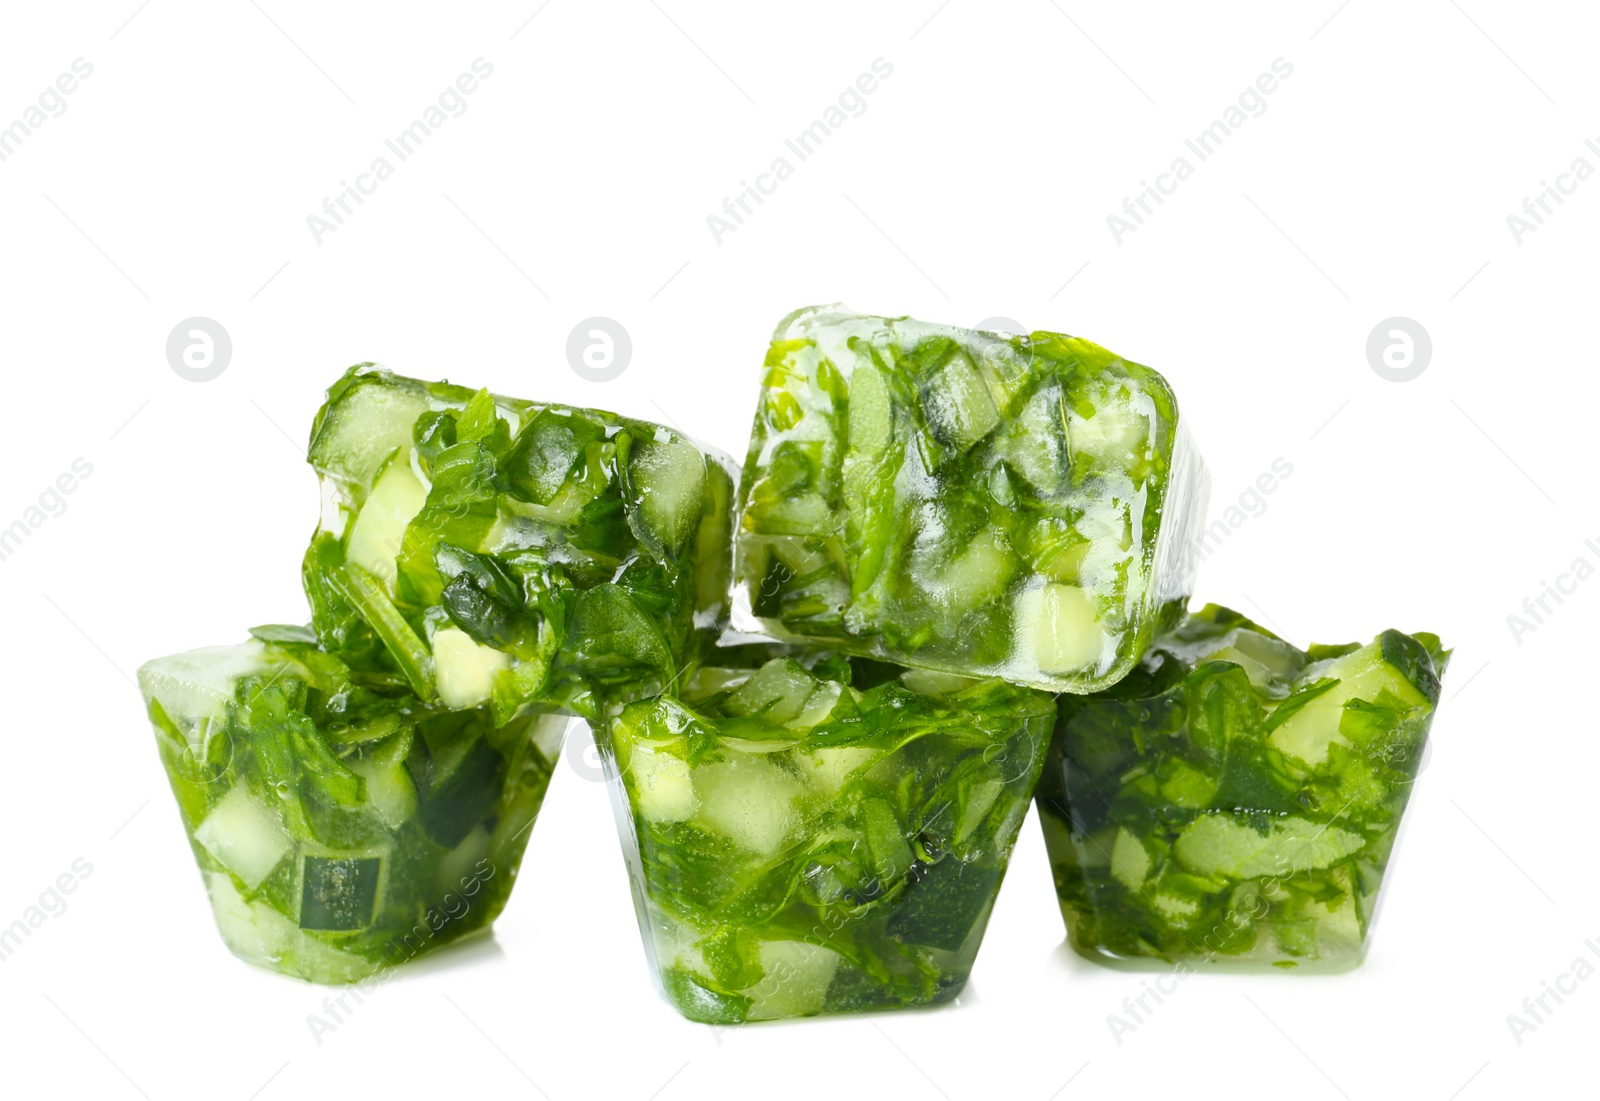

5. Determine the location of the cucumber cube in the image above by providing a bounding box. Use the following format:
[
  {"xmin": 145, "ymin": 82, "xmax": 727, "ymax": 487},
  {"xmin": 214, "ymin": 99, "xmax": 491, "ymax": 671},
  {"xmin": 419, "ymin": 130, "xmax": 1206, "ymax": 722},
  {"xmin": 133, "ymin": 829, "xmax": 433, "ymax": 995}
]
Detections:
[
  {"xmin": 345, "ymin": 458, "xmax": 427, "ymax": 592},
  {"xmin": 138, "ymin": 638, "xmax": 565, "ymax": 982},
  {"xmin": 1036, "ymin": 604, "xmax": 1449, "ymax": 968},
  {"xmin": 628, "ymin": 746, "xmax": 697, "ymax": 824},
  {"xmin": 193, "ymin": 785, "xmax": 293, "ymax": 890},
  {"xmin": 596, "ymin": 650, "xmax": 1054, "ymax": 1022},
  {"xmin": 921, "ymin": 349, "xmax": 1000, "ymax": 452},
  {"xmin": 304, "ymin": 365, "xmax": 739, "ymax": 722},
  {"xmin": 733, "ymin": 308, "xmax": 1210, "ymax": 693},
  {"xmin": 744, "ymin": 940, "xmax": 843, "ymax": 1020}
]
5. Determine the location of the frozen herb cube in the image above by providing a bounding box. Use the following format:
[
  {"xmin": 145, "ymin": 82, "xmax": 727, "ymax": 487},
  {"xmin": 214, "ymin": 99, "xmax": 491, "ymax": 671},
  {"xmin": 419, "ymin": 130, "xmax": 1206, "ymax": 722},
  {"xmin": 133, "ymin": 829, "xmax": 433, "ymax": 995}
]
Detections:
[
  {"xmin": 595, "ymin": 650, "xmax": 1054, "ymax": 1022},
  {"xmin": 732, "ymin": 308, "xmax": 1210, "ymax": 694},
  {"xmin": 1036, "ymin": 604, "xmax": 1448, "ymax": 968},
  {"xmin": 304, "ymin": 364, "xmax": 738, "ymax": 721},
  {"xmin": 138, "ymin": 632, "xmax": 566, "ymax": 982}
]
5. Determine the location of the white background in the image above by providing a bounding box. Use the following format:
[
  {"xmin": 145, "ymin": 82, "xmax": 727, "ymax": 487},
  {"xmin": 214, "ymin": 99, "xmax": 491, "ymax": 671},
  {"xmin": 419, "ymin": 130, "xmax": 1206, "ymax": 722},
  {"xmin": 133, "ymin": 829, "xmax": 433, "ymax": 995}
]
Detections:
[{"xmin": 0, "ymin": 2, "xmax": 1592, "ymax": 1098}]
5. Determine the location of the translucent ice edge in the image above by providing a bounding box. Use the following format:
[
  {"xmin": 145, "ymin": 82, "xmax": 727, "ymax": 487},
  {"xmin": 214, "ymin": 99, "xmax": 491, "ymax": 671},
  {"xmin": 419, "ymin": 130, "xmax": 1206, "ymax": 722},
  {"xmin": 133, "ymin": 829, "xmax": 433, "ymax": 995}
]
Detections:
[{"xmin": 1151, "ymin": 418, "xmax": 1212, "ymax": 608}]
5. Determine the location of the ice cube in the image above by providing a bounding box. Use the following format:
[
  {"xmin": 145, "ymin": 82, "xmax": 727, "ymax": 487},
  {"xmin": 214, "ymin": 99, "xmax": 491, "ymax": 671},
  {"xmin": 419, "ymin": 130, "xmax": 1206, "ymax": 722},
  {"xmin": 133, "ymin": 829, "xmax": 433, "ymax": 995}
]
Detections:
[
  {"xmin": 1036, "ymin": 604, "xmax": 1448, "ymax": 968},
  {"xmin": 732, "ymin": 308, "xmax": 1210, "ymax": 694},
  {"xmin": 138, "ymin": 639, "xmax": 564, "ymax": 982},
  {"xmin": 597, "ymin": 651, "xmax": 1056, "ymax": 1022},
  {"xmin": 303, "ymin": 364, "xmax": 740, "ymax": 722}
]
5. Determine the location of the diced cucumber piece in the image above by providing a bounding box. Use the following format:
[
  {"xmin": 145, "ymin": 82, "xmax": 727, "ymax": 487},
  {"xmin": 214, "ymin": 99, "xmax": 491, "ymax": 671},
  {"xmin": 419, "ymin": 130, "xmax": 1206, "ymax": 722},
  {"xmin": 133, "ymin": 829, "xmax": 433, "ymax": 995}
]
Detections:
[
  {"xmin": 685, "ymin": 665, "xmax": 759, "ymax": 698},
  {"xmin": 1213, "ymin": 629, "xmax": 1306, "ymax": 688},
  {"xmin": 742, "ymin": 940, "xmax": 842, "ymax": 1020},
  {"xmin": 692, "ymin": 757, "xmax": 804, "ymax": 857},
  {"xmin": 1173, "ymin": 815, "xmax": 1366, "ymax": 880},
  {"xmin": 937, "ymin": 530, "xmax": 1019, "ymax": 612},
  {"xmin": 898, "ymin": 668, "xmax": 983, "ymax": 698},
  {"xmin": 1269, "ymin": 638, "xmax": 1431, "ymax": 766},
  {"xmin": 1313, "ymin": 635, "xmax": 1433, "ymax": 710},
  {"xmin": 750, "ymin": 491, "xmax": 833, "ymax": 536},
  {"xmin": 1157, "ymin": 759, "xmax": 1218, "ymax": 808},
  {"xmin": 1011, "ymin": 583, "xmax": 1106, "ymax": 675},
  {"xmin": 431, "ymin": 626, "xmax": 511, "ymax": 710},
  {"xmin": 1002, "ymin": 384, "xmax": 1069, "ymax": 493},
  {"xmin": 846, "ymin": 362, "xmax": 892, "ymax": 457},
  {"xmin": 307, "ymin": 369, "xmax": 431, "ymax": 495},
  {"xmin": 528, "ymin": 712, "xmax": 569, "ymax": 763},
  {"xmin": 921, "ymin": 349, "xmax": 1000, "ymax": 452},
  {"xmin": 345, "ymin": 458, "xmax": 427, "ymax": 591},
  {"xmin": 346, "ymin": 732, "xmax": 418, "ymax": 830},
  {"xmin": 629, "ymin": 746, "xmax": 697, "ymax": 824},
  {"xmin": 623, "ymin": 433, "xmax": 708, "ymax": 559},
  {"xmin": 299, "ymin": 854, "xmax": 383, "ymax": 931},
  {"xmin": 1067, "ymin": 401, "xmax": 1148, "ymax": 463},
  {"xmin": 435, "ymin": 825, "xmax": 491, "ymax": 895},
  {"xmin": 722, "ymin": 659, "xmax": 816, "ymax": 724},
  {"xmin": 797, "ymin": 746, "xmax": 878, "ymax": 796},
  {"xmin": 1267, "ymin": 692, "xmax": 1347, "ymax": 766},
  {"xmin": 195, "ymin": 785, "xmax": 293, "ymax": 889},
  {"xmin": 860, "ymin": 793, "xmax": 914, "ymax": 884},
  {"xmin": 1110, "ymin": 826, "xmax": 1152, "ymax": 889},
  {"xmin": 790, "ymin": 681, "xmax": 843, "ymax": 729},
  {"xmin": 1302, "ymin": 874, "xmax": 1364, "ymax": 956}
]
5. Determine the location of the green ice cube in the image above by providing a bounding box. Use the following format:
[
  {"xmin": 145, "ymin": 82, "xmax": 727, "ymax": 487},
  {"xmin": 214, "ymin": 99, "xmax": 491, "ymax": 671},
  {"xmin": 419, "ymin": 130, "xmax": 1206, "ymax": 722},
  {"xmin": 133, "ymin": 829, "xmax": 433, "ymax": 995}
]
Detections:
[
  {"xmin": 1035, "ymin": 604, "xmax": 1449, "ymax": 969},
  {"xmin": 138, "ymin": 636, "xmax": 565, "ymax": 982},
  {"xmin": 732, "ymin": 308, "xmax": 1209, "ymax": 694},
  {"xmin": 303, "ymin": 365, "xmax": 738, "ymax": 721},
  {"xmin": 596, "ymin": 647, "xmax": 1054, "ymax": 1022}
]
